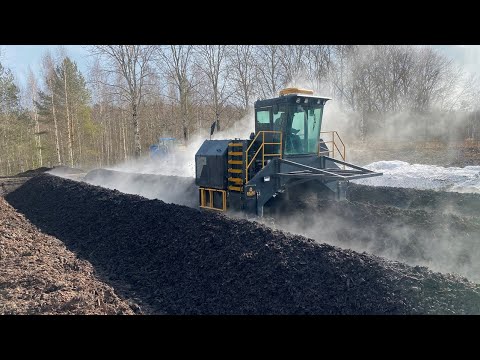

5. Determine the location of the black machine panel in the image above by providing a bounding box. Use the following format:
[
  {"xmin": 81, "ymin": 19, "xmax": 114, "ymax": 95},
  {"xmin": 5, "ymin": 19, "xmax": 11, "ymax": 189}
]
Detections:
[{"xmin": 195, "ymin": 140, "xmax": 230, "ymax": 189}]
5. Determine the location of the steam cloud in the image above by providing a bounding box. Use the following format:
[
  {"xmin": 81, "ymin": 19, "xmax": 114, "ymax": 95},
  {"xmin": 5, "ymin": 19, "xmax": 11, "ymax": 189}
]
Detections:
[{"xmin": 47, "ymin": 79, "xmax": 480, "ymax": 284}]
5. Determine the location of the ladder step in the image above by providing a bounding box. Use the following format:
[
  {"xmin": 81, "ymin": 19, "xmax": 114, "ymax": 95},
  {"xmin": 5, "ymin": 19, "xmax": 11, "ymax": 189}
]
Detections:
[
  {"xmin": 228, "ymin": 177, "xmax": 243, "ymax": 184},
  {"xmin": 228, "ymin": 152, "xmax": 243, "ymax": 156},
  {"xmin": 228, "ymin": 168, "xmax": 242, "ymax": 173},
  {"xmin": 228, "ymin": 160, "xmax": 243, "ymax": 165},
  {"xmin": 228, "ymin": 185, "xmax": 242, "ymax": 192},
  {"xmin": 228, "ymin": 143, "xmax": 243, "ymax": 147}
]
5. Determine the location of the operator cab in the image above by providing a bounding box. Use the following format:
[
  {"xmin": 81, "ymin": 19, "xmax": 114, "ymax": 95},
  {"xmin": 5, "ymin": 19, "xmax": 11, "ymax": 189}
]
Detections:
[{"xmin": 254, "ymin": 88, "xmax": 330, "ymax": 157}]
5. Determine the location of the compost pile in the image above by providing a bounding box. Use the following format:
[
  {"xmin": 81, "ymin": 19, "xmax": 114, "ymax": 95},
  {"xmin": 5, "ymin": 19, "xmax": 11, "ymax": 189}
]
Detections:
[
  {"xmin": 264, "ymin": 182, "xmax": 480, "ymax": 282},
  {"xmin": 1, "ymin": 166, "xmax": 86, "ymax": 196},
  {"xmin": 84, "ymin": 169, "xmax": 197, "ymax": 207},
  {"xmin": 0, "ymin": 197, "xmax": 134, "ymax": 315},
  {"xmin": 6, "ymin": 174, "xmax": 480, "ymax": 314},
  {"xmin": 14, "ymin": 167, "xmax": 53, "ymax": 177},
  {"xmin": 348, "ymin": 183, "xmax": 480, "ymax": 217},
  {"xmin": 14, "ymin": 165, "xmax": 85, "ymax": 178},
  {"xmin": 48, "ymin": 165, "xmax": 85, "ymax": 177}
]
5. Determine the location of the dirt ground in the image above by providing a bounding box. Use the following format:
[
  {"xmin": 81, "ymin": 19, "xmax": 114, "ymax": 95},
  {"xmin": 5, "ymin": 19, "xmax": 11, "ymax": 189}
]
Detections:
[
  {"xmin": 0, "ymin": 197, "xmax": 135, "ymax": 315},
  {"xmin": 5, "ymin": 174, "xmax": 480, "ymax": 315}
]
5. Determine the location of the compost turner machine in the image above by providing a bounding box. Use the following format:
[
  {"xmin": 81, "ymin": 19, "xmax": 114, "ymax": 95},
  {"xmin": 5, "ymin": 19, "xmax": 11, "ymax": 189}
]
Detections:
[{"xmin": 195, "ymin": 88, "xmax": 382, "ymax": 216}]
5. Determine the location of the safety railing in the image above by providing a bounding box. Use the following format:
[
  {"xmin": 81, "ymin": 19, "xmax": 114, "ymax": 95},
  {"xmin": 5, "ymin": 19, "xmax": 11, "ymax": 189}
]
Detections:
[
  {"xmin": 199, "ymin": 187, "xmax": 226, "ymax": 211},
  {"xmin": 245, "ymin": 131, "xmax": 283, "ymax": 183},
  {"xmin": 318, "ymin": 131, "xmax": 346, "ymax": 162}
]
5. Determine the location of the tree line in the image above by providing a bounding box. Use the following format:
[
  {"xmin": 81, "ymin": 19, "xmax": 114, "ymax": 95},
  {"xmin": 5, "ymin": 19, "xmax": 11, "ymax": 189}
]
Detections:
[{"xmin": 0, "ymin": 45, "xmax": 479, "ymax": 175}]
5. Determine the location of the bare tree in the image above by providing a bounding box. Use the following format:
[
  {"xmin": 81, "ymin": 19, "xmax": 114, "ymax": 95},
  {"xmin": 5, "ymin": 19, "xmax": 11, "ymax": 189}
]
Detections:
[
  {"xmin": 229, "ymin": 45, "xmax": 257, "ymax": 112},
  {"xmin": 387, "ymin": 45, "xmax": 415, "ymax": 111},
  {"xmin": 89, "ymin": 58, "xmax": 120, "ymax": 166},
  {"xmin": 56, "ymin": 46, "xmax": 75, "ymax": 166},
  {"xmin": 197, "ymin": 45, "xmax": 232, "ymax": 132},
  {"xmin": 89, "ymin": 45, "xmax": 155, "ymax": 158},
  {"xmin": 27, "ymin": 68, "xmax": 43, "ymax": 166},
  {"xmin": 157, "ymin": 45, "xmax": 197, "ymax": 141},
  {"xmin": 412, "ymin": 46, "xmax": 453, "ymax": 113},
  {"xmin": 331, "ymin": 45, "xmax": 358, "ymax": 107},
  {"xmin": 306, "ymin": 45, "xmax": 334, "ymax": 92},
  {"xmin": 254, "ymin": 45, "xmax": 284, "ymax": 99},
  {"xmin": 279, "ymin": 45, "xmax": 306, "ymax": 85},
  {"xmin": 60, "ymin": 58, "xmax": 74, "ymax": 167},
  {"xmin": 6, "ymin": 44, "xmax": 480, "ymax": 176},
  {"xmin": 41, "ymin": 52, "xmax": 61, "ymax": 165}
]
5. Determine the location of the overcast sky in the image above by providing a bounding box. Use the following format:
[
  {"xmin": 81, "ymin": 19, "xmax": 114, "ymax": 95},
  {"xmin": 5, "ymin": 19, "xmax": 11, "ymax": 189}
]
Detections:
[{"xmin": 1, "ymin": 45, "xmax": 479, "ymax": 89}]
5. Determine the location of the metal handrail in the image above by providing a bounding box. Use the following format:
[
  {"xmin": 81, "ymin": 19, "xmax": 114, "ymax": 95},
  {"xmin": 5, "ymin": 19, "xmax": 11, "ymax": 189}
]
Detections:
[
  {"xmin": 319, "ymin": 131, "xmax": 346, "ymax": 161},
  {"xmin": 245, "ymin": 131, "xmax": 282, "ymax": 183}
]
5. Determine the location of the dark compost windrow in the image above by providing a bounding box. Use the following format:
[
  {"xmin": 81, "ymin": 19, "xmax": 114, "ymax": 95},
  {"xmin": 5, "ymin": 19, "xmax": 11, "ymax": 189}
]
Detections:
[{"xmin": 6, "ymin": 174, "xmax": 480, "ymax": 314}]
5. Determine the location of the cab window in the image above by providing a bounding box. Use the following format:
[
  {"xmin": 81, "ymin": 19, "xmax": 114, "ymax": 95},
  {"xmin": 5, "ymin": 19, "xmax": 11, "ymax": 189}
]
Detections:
[{"xmin": 256, "ymin": 109, "xmax": 271, "ymax": 124}]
